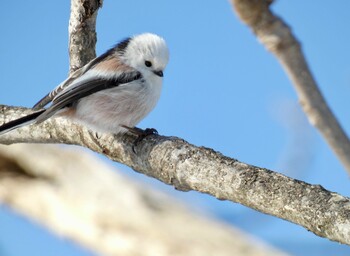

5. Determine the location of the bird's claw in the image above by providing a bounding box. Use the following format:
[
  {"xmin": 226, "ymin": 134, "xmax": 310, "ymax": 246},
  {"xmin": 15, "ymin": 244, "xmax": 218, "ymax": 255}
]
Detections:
[{"xmin": 121, "ymin": 126, "xmax": 158, "ymax": 153}]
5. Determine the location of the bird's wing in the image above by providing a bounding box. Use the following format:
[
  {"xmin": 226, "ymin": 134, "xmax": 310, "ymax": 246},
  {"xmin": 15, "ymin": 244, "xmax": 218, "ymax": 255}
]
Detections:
[
  {"xmin": 32, "ymin": 72, "xmax": 81, "ymax": 110},
  {"xmin": 33, "ymin": 48, "xmax": 118, "ymax": 110},
  {"xmin": 35, "ymin": 70, "xmax": 142, "ymax": 123}
]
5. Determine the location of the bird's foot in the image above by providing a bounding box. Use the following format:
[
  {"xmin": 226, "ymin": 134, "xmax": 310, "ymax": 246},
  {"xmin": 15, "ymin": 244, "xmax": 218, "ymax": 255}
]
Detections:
[{"xmin": 121, "ymin": 125, "xmax": 158, "ymax": 153}]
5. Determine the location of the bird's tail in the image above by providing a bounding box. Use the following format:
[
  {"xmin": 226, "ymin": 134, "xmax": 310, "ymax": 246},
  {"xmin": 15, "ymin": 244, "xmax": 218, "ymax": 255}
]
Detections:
[{"xmin": 0, "ymin": 109, "xmax": 45, "ymax": 135}]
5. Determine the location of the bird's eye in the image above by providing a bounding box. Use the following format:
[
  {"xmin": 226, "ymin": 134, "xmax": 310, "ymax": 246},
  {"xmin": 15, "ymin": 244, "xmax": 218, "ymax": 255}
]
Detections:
[{"xmin": 145, "ymin": 61, "xmax": 152, "ymax": 67}]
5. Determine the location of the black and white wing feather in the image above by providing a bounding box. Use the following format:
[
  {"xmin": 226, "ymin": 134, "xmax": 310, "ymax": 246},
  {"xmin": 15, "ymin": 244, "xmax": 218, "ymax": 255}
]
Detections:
[
  {"xmin": 35, "ymin": 70, "xmax": 142, "ymax": 123},
  {"xmin": 32, "ymin": 39, "xmax": 131, "ymax": 110},
  {"xmin": 32, "ymin": 68, "xmax": 85, "ymax": 110}
]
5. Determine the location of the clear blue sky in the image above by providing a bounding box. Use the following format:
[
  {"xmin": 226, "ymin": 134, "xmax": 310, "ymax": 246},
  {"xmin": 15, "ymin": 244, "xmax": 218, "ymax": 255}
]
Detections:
[{"xmin": 1, "ymin": 1, "xmax": 350, "ymax": 255}]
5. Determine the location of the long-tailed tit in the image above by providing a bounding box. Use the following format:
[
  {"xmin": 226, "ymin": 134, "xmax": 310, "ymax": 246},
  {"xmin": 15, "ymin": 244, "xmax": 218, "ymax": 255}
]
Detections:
[{"xmin": 0, "ymin": 33, "xmax": 169, "ymax": 137}]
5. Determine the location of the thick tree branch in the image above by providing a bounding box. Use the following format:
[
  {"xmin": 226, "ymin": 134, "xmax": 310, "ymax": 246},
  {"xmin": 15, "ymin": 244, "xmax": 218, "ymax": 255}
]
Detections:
[
  {"xmin": 230, "ymin": 0, "xmax": 350, "ymax": 175},
  {"xmin": 0, "ymin": 144, "xmax": 286, "ymax": 256},
  {"xmin": 1, "ymin": 106, "xmax": 350, "ymax": 245}
]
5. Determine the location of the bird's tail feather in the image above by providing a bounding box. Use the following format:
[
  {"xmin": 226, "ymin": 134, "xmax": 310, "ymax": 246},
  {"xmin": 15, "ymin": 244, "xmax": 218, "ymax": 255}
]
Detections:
[{"xmin": 0, "ymin": 109, "xmax": 45, "ymax": 135}]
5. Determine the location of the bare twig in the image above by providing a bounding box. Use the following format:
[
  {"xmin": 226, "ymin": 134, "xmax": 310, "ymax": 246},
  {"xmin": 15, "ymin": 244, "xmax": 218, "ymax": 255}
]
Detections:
[
  {"xmin": 69, "ymin": 0, "xmax": 102, "ymax": 72},
  {"xmin": 230, "ymin": 0, "xmax": 350, "ymax": 175},
  {"xmin": 1, "ymin": 106, "xmax": 350, "ymax": 245}
]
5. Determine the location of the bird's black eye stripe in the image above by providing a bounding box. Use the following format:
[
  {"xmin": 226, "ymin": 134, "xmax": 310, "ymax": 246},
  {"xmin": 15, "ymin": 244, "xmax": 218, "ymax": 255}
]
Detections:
[{"xmin": 145, "ymin": 60, "xmax": 152, "ymax": 67}]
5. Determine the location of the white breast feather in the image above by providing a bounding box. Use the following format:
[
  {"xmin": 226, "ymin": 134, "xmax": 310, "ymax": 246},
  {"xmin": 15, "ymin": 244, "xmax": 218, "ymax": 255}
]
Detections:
[{"xmin": 73, "ymin": 76, "xmax": 162, "ymax": 134}]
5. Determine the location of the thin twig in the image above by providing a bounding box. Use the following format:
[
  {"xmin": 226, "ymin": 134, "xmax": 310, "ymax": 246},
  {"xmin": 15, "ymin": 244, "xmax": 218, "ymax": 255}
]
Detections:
[{"xmin": 231, "ymin": 0, "xmax": 350, "ymax": 175}]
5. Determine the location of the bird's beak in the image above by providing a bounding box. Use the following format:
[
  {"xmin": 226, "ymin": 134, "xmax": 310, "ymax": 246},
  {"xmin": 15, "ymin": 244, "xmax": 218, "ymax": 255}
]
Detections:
[{"xmin": 153, "ymin": 70, "xmax": 163, "ymax": 77}]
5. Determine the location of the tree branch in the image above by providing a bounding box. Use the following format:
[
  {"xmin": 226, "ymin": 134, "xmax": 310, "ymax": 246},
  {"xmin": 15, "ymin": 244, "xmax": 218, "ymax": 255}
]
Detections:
[
  {"xmin": 230, "ymin": 0, "xmax": 350, "ymax": 175},
  {"xmin": 1, "ymin": 105, "xmax": 350, "ymax": 245},
  {"xmin": 0, "ymin": 144, "xmax": 286, "ymax": 256},
  {"xmin": 69, "ymin": 0, "xmax": 102, "ymax": 72}
]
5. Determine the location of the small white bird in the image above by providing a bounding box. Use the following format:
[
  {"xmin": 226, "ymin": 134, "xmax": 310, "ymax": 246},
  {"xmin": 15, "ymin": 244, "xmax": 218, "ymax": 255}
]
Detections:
[{"xmin": 0, "ymin": 33, "xmax": 169, "ymax": 137}]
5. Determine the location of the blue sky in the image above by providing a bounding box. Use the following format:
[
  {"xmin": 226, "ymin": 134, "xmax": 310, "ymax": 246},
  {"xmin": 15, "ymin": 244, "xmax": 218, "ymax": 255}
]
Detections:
[{"xmin": 1, "ymin": 1, "xmax": 350, "ymax": 255}]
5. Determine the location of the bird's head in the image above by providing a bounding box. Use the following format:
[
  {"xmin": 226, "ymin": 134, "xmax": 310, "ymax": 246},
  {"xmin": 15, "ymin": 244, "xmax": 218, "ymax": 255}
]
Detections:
[{"xmin": 118, "ymin": 33, "xmax": 169, "ymax": 79}]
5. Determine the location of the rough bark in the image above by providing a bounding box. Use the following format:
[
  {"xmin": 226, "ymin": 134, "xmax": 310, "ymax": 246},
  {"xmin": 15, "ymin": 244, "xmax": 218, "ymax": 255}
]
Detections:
[
  {"xmin": 230, "ymin": 0, "xmax": 350, "ymax": 175},
  {"xmin": 1, "ymin": 107, "xmax": 350, "ymax": 246},
  {"xmin": 69, "ymin": 0, "xmax": 102, "ymax": 72},
  {"xmin": 0, "ymin": 144, "xmax": 287, "ymax": 256}
]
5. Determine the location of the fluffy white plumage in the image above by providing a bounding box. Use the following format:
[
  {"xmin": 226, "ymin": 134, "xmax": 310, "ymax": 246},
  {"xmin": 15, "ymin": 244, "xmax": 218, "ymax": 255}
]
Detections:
[
  {"xmin": 66, "ymin": 33, "xmax": 169, "ymax": 133},
  {"xmin": 0, "ymin": 33, "xmax": 169, "ymax": 135}
]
